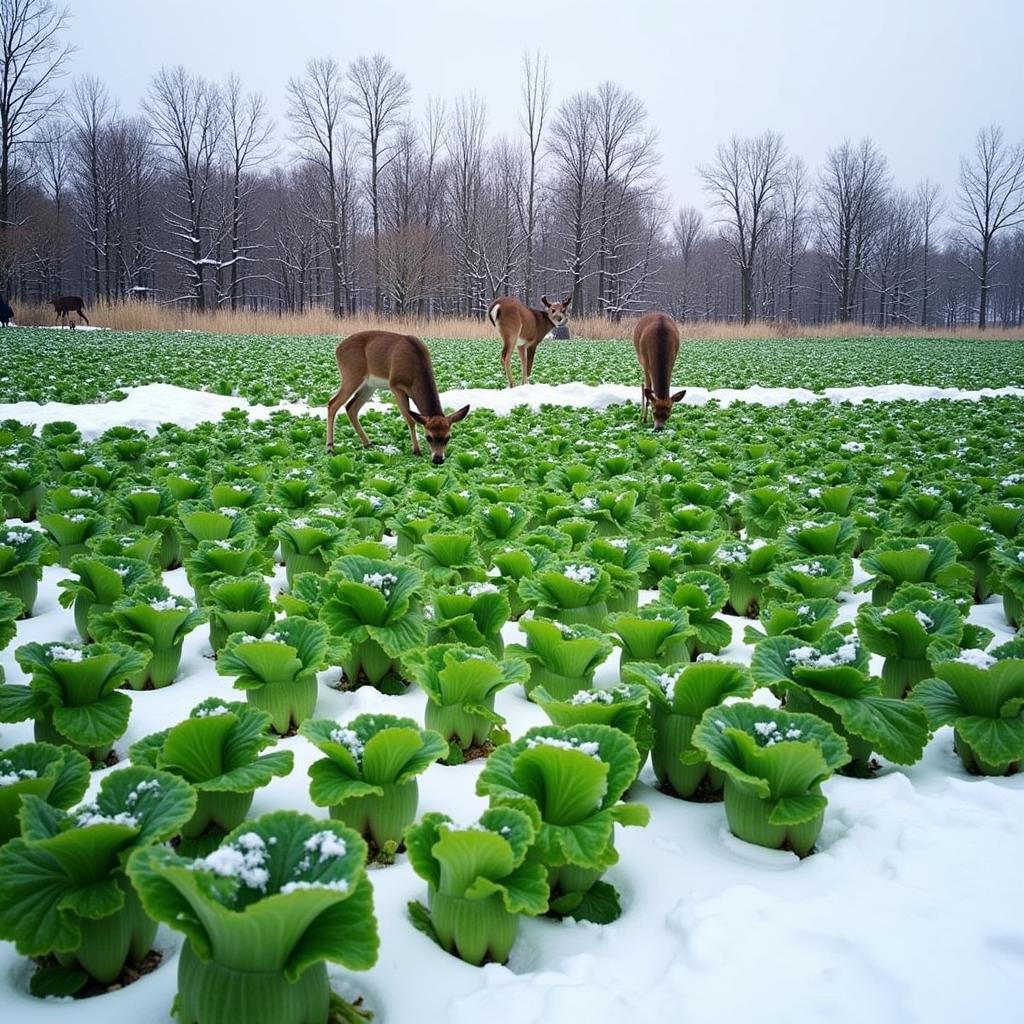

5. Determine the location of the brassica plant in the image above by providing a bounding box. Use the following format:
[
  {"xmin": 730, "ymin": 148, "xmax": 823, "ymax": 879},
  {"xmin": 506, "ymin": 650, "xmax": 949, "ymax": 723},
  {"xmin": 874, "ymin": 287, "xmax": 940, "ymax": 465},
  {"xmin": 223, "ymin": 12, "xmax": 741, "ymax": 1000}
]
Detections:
[
  {"xmin": 507, "ymin": 617, "xmax": 614, "ymax": 701},
  {"xmin": 0, "ymin": 766, "xmax": 195, "ymax": 995},
  {"xmin": 130, "ymin": 698, "xmax": 294, "ymax": 840},
  {"xmin": 217, "ymin": 617, "xmax": 328, "ymax": 734},
  {"xmin": 0, "ymin": 524, "xmax": 50, "ymax": 615},
  {"xmin": 858, "ymin": 535, "xmax": 973, "ymax": 606},
  {"xmin": 0, "ymin": 741, "xmax": 90, "ymax": 845},
  {"xmin": 405, "ymin": 806, "xmax": 548, "ymax": 965},
  {"xmin": 116, "ymin": 485, "xmax": 180, "ymax": 569},
  {"xmin": 692, "ymin": 702, "xmax": 849, "ymax": 856},
  {"xmin": 582, "ymin": 535, "xmax": 648, "ymax": 614},
  {"xmin": 301, "ymin": 713, "xmax": 446, "ymax": 856},
  {"xmin": 428, "ymin": 581, "xmax": 511, "ymax": 656},
  {"xmin": 207, "ymin": 573, "xmax": 275, "ymax": 653},
  {"xmin": 604, "ymin": 604, "xmax": 694, "ymax": 668},
  {"xmin": 2, "ymin": 640, "xmax": 147, "ymax": 762},
  {"xmin": 414, "ymin": 531, "xmax": 487, "ymax": 586},
  {"xmin": 751, "ymin": 632, "xmax": 930, "ymax": 775},
  {"xmin": 660, "ymin": 570, "xmax": 732, "ymax": 655},
  {"xmin": 37, "ymin": 508, "xmax": 109, "ymax": 567},
  {"xmin": 57, "ymin": 554, "xmax": 155, "ymax": 641},
  {"xmin": 272, "ymin": 515, "xmax": 342, "ymax": 585},
  {"xmin": 184, "ymin": 535, "xmax": 272, "ymax": 605},
  {"xmin": 127, "ymin": 811, "xmax": 379, "ymax": 1024},
  {"xmin": 715, "ymin": 539, "xmax": 780, "ymax": 617},
  {"xmin": 992, "ymin": 544, "xmax": 1024, "ymax": 629},
  {"xmin": 768, "ymin": 555, "xmax": 852, "ymax": 602},
  {"xmin": 742, "ymin": 598, "xmax": 840, "ymax": 645},
  {"xmin": 911, "ymin": 640, "xmax": 1024, "ymax": 776},
  {"xmin": 518, "ymin": 559, "xmax": 612, "ymax": 627},
  {"xmin": 624, "ymin": 659, "xmax": 753, "ymax": 798},
  {"xmin": 476, "ymin": 723, "xmax": 649, "ymax": 922}
]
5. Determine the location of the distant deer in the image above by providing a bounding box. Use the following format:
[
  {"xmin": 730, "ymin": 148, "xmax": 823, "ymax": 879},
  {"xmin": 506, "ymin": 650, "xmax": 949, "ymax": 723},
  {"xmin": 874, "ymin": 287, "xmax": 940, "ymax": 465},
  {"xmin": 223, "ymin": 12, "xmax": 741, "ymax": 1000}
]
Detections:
[
  {"xmin": 52, "ymin": 296, "xmax": 89, "ymax": 328},
  {"xmin": 0, "ymin": 295, "xmax": 14, "ymax": 327},
  {"xmin": 487, "ymin": 294, "xmax": 570, "ymax": 388},
  {"xmin": 634, "ymin": 312, "xmax": 686, "ymax": 430},
  {"xmin": 326, "ymin": 330, "xmax": 470, "ymax": 464}
]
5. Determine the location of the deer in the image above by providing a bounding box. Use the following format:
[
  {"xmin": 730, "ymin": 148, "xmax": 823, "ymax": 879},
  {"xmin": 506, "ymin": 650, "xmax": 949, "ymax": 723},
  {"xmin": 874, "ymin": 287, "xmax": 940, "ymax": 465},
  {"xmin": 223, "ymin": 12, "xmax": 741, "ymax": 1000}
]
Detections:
[
  {"xmin": 52, "ymin": 296, "xmax": 89, "ymax": 328},
  {"xmin": 487, "ymin": 294, "xmax": 570, "ymax": 388},
  {"xmin": 0, "ymin": 295, "xmax": 14, "ymax": 327},
  {"xmin": 325, "ymin": 330, "xmax": 470, "ymax": 465},
  {"xmin": 634, "ymin": 312, "xmax": 686, "ymax": 431}
]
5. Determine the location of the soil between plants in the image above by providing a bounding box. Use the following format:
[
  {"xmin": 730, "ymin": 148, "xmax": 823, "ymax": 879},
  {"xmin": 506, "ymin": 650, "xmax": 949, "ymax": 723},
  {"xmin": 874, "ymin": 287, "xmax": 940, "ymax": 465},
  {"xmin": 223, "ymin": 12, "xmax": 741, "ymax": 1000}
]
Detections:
[{"xmin": 31, "ymin": 949, "xmax": 163, "ymax": 999}]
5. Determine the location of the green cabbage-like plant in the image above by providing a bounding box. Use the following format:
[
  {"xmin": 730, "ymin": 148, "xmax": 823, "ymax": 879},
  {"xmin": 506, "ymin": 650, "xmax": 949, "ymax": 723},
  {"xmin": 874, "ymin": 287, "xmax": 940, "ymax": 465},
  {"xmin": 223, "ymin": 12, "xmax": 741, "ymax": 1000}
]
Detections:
[
  {"xmin": 276, "ymin": 571, "xmax": 330, "ymax": 619},
  {"xmin": 345, "ymin": 489, "xmax": 391, "ymax": 539},
  {"xmin": 576, "ymin": 488, "xmax": 652, "ymax": 538},
  {"xmin": 127, "ymin": 811, "xmax": 379, "ymax": 1024},
  {"xmin": 116, "ymin": 485, "xmax": 180, "ymax": 569},
  {"xmin": 0, "ymin": 451, "xmax": 44, "ymax": 520},
  {"xmin": 130, "ymin": 699, "xmax": 294, "ymax": 840},
  {"xmin": 405, "ymin": 806, "xmax": 548, "ymax": 965},
  {"xmin": 207, "ymin": 573, "xmax": 275, "ymax": 653},
  {"xmin": 184, "ymin": 536, "xmax": 272, "ymax": 606},
  {"xmin": 768, "ymin": 555, "xmax": 852, "ymax": 602},
  {"xmin": 676, "ymin": 530, "xmax": 728, "ymax": 568},
  {"xmin": 692, "ymin": 702, "xmax": 849, "ymax": 856},
  {"xmin": 0, "ymin": 524, "xmax": 50, "ymax": 615},
  {"xmin": 272, "ymin": 516, "xmax": 342, "ymax": 585},
  {"xmin": 92, "ymin": 583, "xmax": 205, "ymax": 689},
  {"xmin": 715, "ymin": 539, "xmax": 780, "ymax": 617},
  {"xmin": 582, "ymin": 536, "xmax": 648, "ymax": 614},
  {"xmin": 911, "ymin": 640, "xmax": 1024, "ymax": 776},
  {"xmin": 414, "ymin": 531, "xmax": 487, "ymax": 586},
  {"xmin": 428, "ymin": 581, "xmax": 511, "ymax": 656},
  {"xmin": 301, "ymin": 713, "xmax": 446, "ymax": 856},
  {"xmin": 623, "ymin": 659, "xmax": 753, "ymax": 798},
  {"xmin": 0, "ymin": 741, "xmax": 90, "ymax": 845},
  {"xmin": 507, "ymin": 617, "xmax": 614, "ymax": 701},
  {"xmin": 89, "ymin": 527, "xmax": 163, "ymax": 567},
  {"xmin": 319, "ymin": 555, "xmax": 426, "ymax": 689},
  {"xmin": 37, "ymin": 508, "xmax": 109, "ymax": 567},
  {"xmin": 57, "ymin": 554, "xmax": 155, "ymax": 641},
  {"xmin": 406, "ymin": 644, "xmax": 529, "ymax": 759},
  {"xmin": 530, "ymin": 683, "xmax": 652, "ymax": 783},
  {"xmin": 518, "ymin": 560, "xmax": 612, "ymax": 627},
  {"xmin": 476, "ymin": 723, "xmax": 649, "ymax": 923},
  {"xmin": 604, "ymin": 604, "xmax": 693, "ymax": 668},
  {"xmin": 2, "ymin": 640, "xmax": 147, "ymax": 762},
  {"xmin": 217, "ymin": 618, "xmax": 328, "ymax": 734},
  {"xmin": 740, "ymin": 486, "xmax": 792, "ymax": 539},
  {"xmin": 782, "ymin": 516, "xmax": 857, "ymax": 559},
  {"xmin": 176, "ymin": 502, "xmax": 253, "ymax": 562},
  {"xmin": 0, "ymin": 766, "xmax": 195, "ymax": 996},
  {"xmin": 743, "ymin": 598, "xmax": 840, "ymax": 645},
  {"xmin": 945, "ymin": 521, "xmax": 996, "ymax": 602},
  {"xmin": 751, "ymin": 632, "xmax": 930, "ymax": 775},
  {"xmin": 660, "ymin": 570, "xmax": 732, "ymax": 655},
  {"xmin": 474, "ymin": 502, "xmax": 529, "ymax": 553},
  {"xmin": 0, "ymin": 589, "xmax": 22, "ymax": 649},
  {"xmin": 992, "ymin": 544, "xmax": 1024, "ymax": 629},
  {"xmin": 642, "ymin": 540, "xmax": 688, "ymax": 588},
  {"xmin": 491, "ymin": 544, "xmax": 552, "ymax": 619},
  {"xmin": 856, "ymin": 589, "xmax": 964, "ymax": 697},
  {"xmin": 858, "ymin": 536, "xmax": 973, "ymax": 606},
  {"xmin": 389, "ymin": 505, "xmax": 440, "ymax": 556}
]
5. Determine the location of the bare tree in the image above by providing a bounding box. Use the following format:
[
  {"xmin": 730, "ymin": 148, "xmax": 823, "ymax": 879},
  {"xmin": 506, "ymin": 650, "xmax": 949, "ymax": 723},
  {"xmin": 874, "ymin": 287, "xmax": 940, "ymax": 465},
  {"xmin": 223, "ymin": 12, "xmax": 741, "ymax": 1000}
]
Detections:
[
  {"xmin": 345, "ymin": 53, "xmax": 411, "ymax": 314},
  {"xmin": 519, "ymin": 49, "xmax": 548, "ymax": 304},
  {"xmin": 287, "ymin": 57, "xmax": 352, "ymax": 315},
  {"xmin": 780, "ymin": 156, "xmax": 809, "ymax": 321},
  {"xmin": 144, "ymin": 66, "xmax": 224, "ymax": 310},
  {"xmin": 955, "ymin": 125, "xmax": 1024, "ymax": 328},
  {"xmin": 445, "ymin": 92, "xmax": 487, "ymax": 315},
  {"xmin": 817, "ymin": 137, "xmax": 889, "ymax": 322},
  {"xmin": 699, "ymin": 131, "xmax": 786, "ymax": 324},
  {"xmin": 915, "ymin": 177, "xmax": 943, "ymax": 326},
  {"xmin": 671, "ymin": 205, "xmax": 703, "ymax": 318},
  {"xmin": 223, "ymin": 74, "xmax": 275, "ymax": 309}
]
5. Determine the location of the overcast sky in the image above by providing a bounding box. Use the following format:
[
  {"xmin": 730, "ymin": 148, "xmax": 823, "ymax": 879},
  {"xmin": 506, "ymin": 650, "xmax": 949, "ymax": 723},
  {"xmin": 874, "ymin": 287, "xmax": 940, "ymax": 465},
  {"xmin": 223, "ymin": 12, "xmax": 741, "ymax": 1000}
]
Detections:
[{"xmin": 68, "ymin": 0, "xmax": 1024, "ymax": 218}]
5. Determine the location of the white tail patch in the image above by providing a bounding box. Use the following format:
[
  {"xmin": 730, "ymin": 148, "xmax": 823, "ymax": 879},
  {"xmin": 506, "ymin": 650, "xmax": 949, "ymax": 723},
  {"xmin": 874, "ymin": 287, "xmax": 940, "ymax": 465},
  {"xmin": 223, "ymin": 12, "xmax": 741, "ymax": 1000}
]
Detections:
[{"xmin": 488, "ymin": 303, "xmax": 501, "ymax": 326}]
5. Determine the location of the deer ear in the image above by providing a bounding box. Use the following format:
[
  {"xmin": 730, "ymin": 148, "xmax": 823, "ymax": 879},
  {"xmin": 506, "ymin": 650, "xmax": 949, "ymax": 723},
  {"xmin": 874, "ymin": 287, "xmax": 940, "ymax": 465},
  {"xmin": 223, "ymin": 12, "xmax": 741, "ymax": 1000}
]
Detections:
[
  {"xmin": 540, "ymin": 295, "xmax": 551, "ymax": 307},
  {"xmin": 562, "ymin": 296, "xmax": 572, "ymax": 308},
  {"xmin": 671, "ymin": 390, "xmax": 687, "ymax": 403},
  {"xmin": 447, "ymin": 405, "xmax": 470, "ymax": 424},
  {"xmin": 409, "ymin": 410, "xmax": 426, "ymax": 426}
]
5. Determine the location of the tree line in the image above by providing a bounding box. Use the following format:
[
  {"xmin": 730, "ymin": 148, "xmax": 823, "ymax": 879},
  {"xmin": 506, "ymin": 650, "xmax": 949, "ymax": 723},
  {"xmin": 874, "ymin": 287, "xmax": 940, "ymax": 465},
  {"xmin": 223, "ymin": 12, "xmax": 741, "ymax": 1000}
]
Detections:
[{"xmin": 2, "ymin": 0, "xmax": 1024, "ymax": 328}]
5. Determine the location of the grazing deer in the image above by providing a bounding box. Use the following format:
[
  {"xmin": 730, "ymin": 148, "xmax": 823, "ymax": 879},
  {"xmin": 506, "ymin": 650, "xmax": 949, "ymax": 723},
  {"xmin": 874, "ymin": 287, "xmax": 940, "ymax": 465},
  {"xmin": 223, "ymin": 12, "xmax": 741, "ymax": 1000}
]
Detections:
[
  {"xmin": 634, "ymin": 312, "xmax": 686, "ymax": 431},
  {"xmin": 326, "ymin": 330, "xmax": 470, "ymax": 464},
  {"xmin": 0, "ymin": 295, "xmax": 14, "ymax": 327},
  {"xmin": 487, "ymin": 295, "xmax": 570, "ymax": 388},
  {"xmin": 52, "ymin": 296, "xmax": 89, "ymax": 328}
]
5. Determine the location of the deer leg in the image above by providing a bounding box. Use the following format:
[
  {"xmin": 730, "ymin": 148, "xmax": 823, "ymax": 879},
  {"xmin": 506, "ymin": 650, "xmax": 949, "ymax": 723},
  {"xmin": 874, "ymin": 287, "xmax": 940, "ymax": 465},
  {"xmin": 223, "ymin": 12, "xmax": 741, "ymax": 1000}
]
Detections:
[
  {"xmin": 641, "ymin": 371, "xmax": 651, "ymax": 423},
  {"xmin": 326, "ymin": 376, "xmax": 366, "ymax": 452},
  {"xmin": 345, "ymin": 385, "xmax": 375, "ymax": 448},
  {"xmin": 501, "ymin": 335, "xmax": 516, "ymax": 388},
  {"xmin": 517, "ymin": 343, "xmax": 528, "ymax": 386},
  {"xmin": 525, "ymin": 343, "xmax": 539, "ymax": 384},
  {"xmin": 391, "ymin": 388, "xmax": 422, "ymax": 456},
  {"xmin": 79, "ymin": 309, "xmax": 89, "ymax": 325}
]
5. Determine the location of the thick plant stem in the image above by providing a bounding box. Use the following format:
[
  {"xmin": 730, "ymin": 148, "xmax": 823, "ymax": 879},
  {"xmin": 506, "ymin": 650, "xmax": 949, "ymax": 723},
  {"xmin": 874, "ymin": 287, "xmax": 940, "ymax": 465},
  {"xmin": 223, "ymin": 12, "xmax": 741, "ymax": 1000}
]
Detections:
[
  {"xmin": 954, "ymin": 730, "xmax": 1020, "ymax": 777},
  {"xmin": 524, "ymin": 666, "xmax": 592, "ymax": 702},
  {"xmin": 246, "ymin": 677, "xmax": 318, "ymax": 734},
  {"xmin": 881, "ymin": 657, "xmax": 933, "ymax": 700},
  {"xmin": 428, "ymin": 888, "xmax": 518, "ymax": 966},
  {"xmin": 651, "ymin": 707, "xmax": 721, "ymax": 797},
  {"xmin": 329, "ymin": 780, "xmax": 419, "ymax": 849},
  {"xmin": 183, "ymin": 790, "xmax": 255, "ymax": 838},
  {"xmin": 0, "ymin": 568, "xmax": 38, "ymax": 617},
  {"xmin": 723, "ymin": 779, "xmax": 823, "ymax": 857}
]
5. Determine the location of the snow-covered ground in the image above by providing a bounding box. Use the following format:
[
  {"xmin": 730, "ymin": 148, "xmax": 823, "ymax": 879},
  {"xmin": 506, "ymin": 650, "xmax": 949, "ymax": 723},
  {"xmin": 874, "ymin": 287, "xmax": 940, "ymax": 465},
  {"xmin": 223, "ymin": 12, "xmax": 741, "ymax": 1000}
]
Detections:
[
  {"xmin": 1, "ymin": 386, "xmax": 1023, "ymax": 1024},
  {"xmin": 4, "ymin": 380, "xmax": 1024, "ymax": 440}
]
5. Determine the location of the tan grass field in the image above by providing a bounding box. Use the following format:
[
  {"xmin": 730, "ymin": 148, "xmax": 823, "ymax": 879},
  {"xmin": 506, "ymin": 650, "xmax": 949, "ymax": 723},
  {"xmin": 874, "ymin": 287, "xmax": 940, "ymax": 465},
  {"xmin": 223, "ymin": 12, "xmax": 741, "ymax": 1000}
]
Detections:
[{"xmin": 15, "ymin": 300, "xmax": 1024, "ymax": 341}]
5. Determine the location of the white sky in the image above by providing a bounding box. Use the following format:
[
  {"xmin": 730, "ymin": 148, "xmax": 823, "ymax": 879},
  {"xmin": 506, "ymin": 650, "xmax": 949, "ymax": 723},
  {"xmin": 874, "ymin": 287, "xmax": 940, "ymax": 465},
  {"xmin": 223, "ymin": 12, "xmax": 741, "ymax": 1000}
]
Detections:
[{"xmin": 68, "ymin": 0, "xmax": 1024, "ymax": 216}]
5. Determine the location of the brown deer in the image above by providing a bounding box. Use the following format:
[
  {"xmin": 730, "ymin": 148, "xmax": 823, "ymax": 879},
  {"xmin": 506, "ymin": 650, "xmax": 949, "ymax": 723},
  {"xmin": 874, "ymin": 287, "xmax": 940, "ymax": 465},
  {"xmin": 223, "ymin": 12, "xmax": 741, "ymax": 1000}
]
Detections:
[
  {"xmin": 325, "ymin": 331, "xmax": 470, "ymax": 464},
  {"xmin": 634, "ymin": 312, "xmax": 686, "ymax": 431},
  {"xmin": 52, "ymin": 296, "xmax": 89, "ymax": 328},
  {"xmin": 487, "ymin": 295, "xmax": 570, "ymax": 388}
]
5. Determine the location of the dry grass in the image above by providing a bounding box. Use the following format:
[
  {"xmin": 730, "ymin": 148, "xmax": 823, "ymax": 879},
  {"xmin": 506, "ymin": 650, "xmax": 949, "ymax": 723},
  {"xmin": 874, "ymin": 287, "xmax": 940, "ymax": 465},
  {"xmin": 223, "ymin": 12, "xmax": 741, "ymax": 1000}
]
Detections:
[{"xmin": 13, "ymin": 300, "xmax": 1024, "ymax": 341}]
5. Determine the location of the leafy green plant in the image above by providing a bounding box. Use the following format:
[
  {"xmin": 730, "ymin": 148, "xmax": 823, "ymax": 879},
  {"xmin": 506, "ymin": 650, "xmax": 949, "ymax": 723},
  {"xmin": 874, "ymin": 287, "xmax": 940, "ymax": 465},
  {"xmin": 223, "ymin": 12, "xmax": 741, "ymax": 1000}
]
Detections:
[
  {"xmin": 768, "ymin": 555, "xmax": 852, "ymax": 602},
  {"xmin": 207, "ymin": 573, "xmax": 275, "ymax": 653},
  {"xmin": 405, "ymin": 806, "xmax": 547, "ymax": 965},
  {"xmin": 911, "ymin": 640, "xmax": 1024, "ymax": 776},
  {"xmin": 992, "ymin": 544, "xmax": 1024, "ymax": 629},
  {"xmin": 184, "ymin": 536, "xmax": 272, "ymax": 605},
  {"xmin": 715, "ymin": 539, "xmax": 780, "ymax": 617},
  {"xmin": 0, "ymin": 741, "xmax": 90, "ymax": 845},
  {"xmin": 0, "ymin": 766, "xmax": 195, "ymax": 996},
  {"xmin": 582, "ymin": 535, "xmax": 648, "ymax": 613},
  {"xmin": 38, "ymin": 508, "xmax": 109, "ymax": 567},
  {"xmin": 858, "ymin": 536, "xmax": 973, "ymax": 606},
  {"xmin": 319, "ymin": 555, "xmax": 426, "ymax": 689},
  {"xmin": 116, "ymin": 485, "xmax": 180, "ymax": 569},
  {"xmin": 743, "ymin": 598, "xmax": 841, "ymax": 645},
  {"xmin": 176, "ymin": 502, "xmax": 253, "ymax": 561},
  {"xmin": 945, "ymin": 521, "xmax": 996, "ymax": 602},
  {"xmin": 692, "ymin": 702, "xmax": 849, "ymax": 856},
  {"xmin": 507, "ymin": 617, "xmax": 614, "ymax": 701},
  {"xmin": 130, "ymin": 699, "xmax": 294, "ymax": 840},
  {"xmin": 217, "ymin": 617, "xmax": 328, "ymax": 734},
  {"xmin": 476, "ymin": 723, "xmax": 649, "ymax": 923},
  {"xmin": 301, "ymin": 713, "xmax": 446, "ymax": 855},
  {"xmin": 604, "ymin": 604, "xmax": 693, "ymax": 668},
  {"xmin": 660, "ymin": 570, "xmax": 732, "ymax": 655},
  {"xmin": 414, "ymin": 531, "xmax": 487, "ymax": 586},
  {"xmin": 127, "ymin": 811, "xmax": 379, "ymax": 1024},
  {"xmin": 0, "ymin": 524, "xmax": 50, "ymax": 615},
  {"xmin": 624, "ymin": 659, "xmax": 753, "ymax": 798},
  {"xmin": 406, "ymin": 644, "xmax": 528, "ymax": 759},
  {"xmin": 272, "ymin": 516, "xmax": 342, "ymax": 585},
  {"xmin": 57, "ymin": 554, "xmax": 155, "ymax": 641},
  {"xmin": 782, "ymin": 516, "xmax": 858, "ymax": 558},
  {"xmin": 751, "ymin": 632, "xmax": 930, "ymax": 775},
  {"xmin": 428, "ymin": 581, "xmax": 511, "ymax": 656},
  {"xmin": 2, "ymin": 640, "xmax": 147, "ymax": 762},
  {"xmin": 92, "ymin": 583, "xmax": 205, "ymax": 689},
  {"xmin": 518, "ymin": 560, "xmax": 612, "ymax": 627}
]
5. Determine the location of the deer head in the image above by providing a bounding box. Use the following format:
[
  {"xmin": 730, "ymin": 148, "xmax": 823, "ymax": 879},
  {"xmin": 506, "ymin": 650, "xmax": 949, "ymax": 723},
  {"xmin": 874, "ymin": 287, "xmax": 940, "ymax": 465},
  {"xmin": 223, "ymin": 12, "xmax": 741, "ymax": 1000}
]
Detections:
[
  {"xmin": 409, "ymin": 405, "xmax": 471, "ymax": 464},
  {"xmin": 644, "ymin": 389, "xmax": 687, "ymax": 431},
  {"xmin": 540, "ymin": 295, "xmax": 571, "ymax": 327}
]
